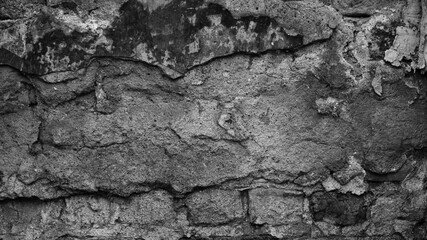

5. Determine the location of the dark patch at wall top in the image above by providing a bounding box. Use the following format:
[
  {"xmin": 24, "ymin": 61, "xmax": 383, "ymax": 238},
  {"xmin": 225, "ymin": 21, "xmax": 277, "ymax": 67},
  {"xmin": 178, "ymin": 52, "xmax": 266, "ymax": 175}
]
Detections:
[{"xmin": 0, "ymin": 0, "xmax": 334, "ymax": 78}]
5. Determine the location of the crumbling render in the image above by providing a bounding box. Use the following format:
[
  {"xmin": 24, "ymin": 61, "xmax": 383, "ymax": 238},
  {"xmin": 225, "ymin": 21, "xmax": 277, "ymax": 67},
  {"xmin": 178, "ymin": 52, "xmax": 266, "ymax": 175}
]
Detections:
[{"xmin": 1, "ymin": 0, "xmax": 427, "ymax": 239}]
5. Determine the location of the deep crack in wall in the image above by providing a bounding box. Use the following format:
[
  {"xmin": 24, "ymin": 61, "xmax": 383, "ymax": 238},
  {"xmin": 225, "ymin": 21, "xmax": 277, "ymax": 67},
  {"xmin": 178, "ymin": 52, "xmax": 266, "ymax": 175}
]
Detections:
[{"xmin": 1, "ymin": 0, "xmax": 427, "ymax": 239}]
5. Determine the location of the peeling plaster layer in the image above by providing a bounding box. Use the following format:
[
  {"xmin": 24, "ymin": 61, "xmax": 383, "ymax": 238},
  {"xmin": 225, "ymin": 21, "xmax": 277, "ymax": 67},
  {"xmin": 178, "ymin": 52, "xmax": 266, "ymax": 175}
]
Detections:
[
  {"xmin": 0, "ymin": 0, "xmax": 339, "ymax": 79},
  {"xmin": 1, "ymin": 0, "xmax": 427, "ymax": 240}
]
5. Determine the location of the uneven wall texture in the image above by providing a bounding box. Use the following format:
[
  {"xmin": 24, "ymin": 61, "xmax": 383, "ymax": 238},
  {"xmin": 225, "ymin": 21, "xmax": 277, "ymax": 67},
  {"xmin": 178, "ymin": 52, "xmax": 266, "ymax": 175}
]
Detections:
[{"xmin": 1, "ymin": 0, "xmax": 427, "ymax": 239}]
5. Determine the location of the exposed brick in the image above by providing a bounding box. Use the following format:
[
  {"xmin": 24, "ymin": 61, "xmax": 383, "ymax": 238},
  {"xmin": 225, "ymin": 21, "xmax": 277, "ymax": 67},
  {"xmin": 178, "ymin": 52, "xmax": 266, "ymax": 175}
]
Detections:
[
  {"xmin": 310, "ymin": 192, "xmax": 367, "ymax": 226},
  {"xmin": 249, "ymin": 188, "xmax": 304, "ymax": 225},
  {"xmin": 119, "ymin": 190, "xmax": 175, "ymax": 224},
  {"xmin": 186, "ymin": 189, "xmax": 244, "ymax": 225}
]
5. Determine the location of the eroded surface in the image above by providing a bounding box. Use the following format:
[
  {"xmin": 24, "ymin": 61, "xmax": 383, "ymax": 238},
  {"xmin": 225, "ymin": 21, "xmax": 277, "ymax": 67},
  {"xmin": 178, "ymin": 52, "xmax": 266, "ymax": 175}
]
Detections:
[
  {"xmin": 1, "ymin": 0, "xmax": 427, "ymax": 239},
  {"xmin": 0, "ymin": 0, "xmax": 339, "ymax": 78}
]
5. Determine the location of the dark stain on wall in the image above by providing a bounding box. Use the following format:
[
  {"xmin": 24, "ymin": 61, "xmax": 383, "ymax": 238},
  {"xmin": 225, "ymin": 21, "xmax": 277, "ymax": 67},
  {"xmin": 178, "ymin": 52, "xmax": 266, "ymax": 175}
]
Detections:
[{"xmin": 0, "ymin": 0, "xmax": 305, "ymax": 77}]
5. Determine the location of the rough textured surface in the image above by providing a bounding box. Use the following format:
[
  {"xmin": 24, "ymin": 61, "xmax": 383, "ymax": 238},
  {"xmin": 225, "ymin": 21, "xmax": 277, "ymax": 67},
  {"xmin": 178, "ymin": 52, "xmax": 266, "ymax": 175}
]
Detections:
[
  {"xmin": 1, "ymin": 0, "xmax": 427, "ymax": 239},
  {"xmin": 186, "ymin": 189, "xmax": 244, "ymax": 224},
  {"xmin": 0, "ymin": 0, "xmax": 339, "ymax": 78},
  {"xmin": 249, "ymin": 188, "xmax": 304, "ymax": 225}
]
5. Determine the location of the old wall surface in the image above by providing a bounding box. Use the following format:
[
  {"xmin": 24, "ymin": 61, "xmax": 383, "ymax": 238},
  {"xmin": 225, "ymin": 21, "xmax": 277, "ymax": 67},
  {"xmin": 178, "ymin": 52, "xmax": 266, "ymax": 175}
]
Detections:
[{"xmin": 1, "ymin": 0, "xmax": 427, "ymax": 239}]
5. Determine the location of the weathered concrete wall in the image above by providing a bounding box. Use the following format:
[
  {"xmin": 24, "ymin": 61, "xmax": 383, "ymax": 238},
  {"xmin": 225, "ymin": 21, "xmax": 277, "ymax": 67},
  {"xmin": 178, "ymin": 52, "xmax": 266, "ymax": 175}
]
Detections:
[{"xmin": 0, "ymin": 0, "xmax": 427, "ymax": 239}]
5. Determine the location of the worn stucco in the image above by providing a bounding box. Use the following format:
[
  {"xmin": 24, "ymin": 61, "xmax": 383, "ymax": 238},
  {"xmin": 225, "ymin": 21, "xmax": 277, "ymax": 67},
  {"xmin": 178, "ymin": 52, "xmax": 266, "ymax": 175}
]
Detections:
[{"xmin": 1, "ymin": 0, "xmax": 427, "ymax": 239}]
